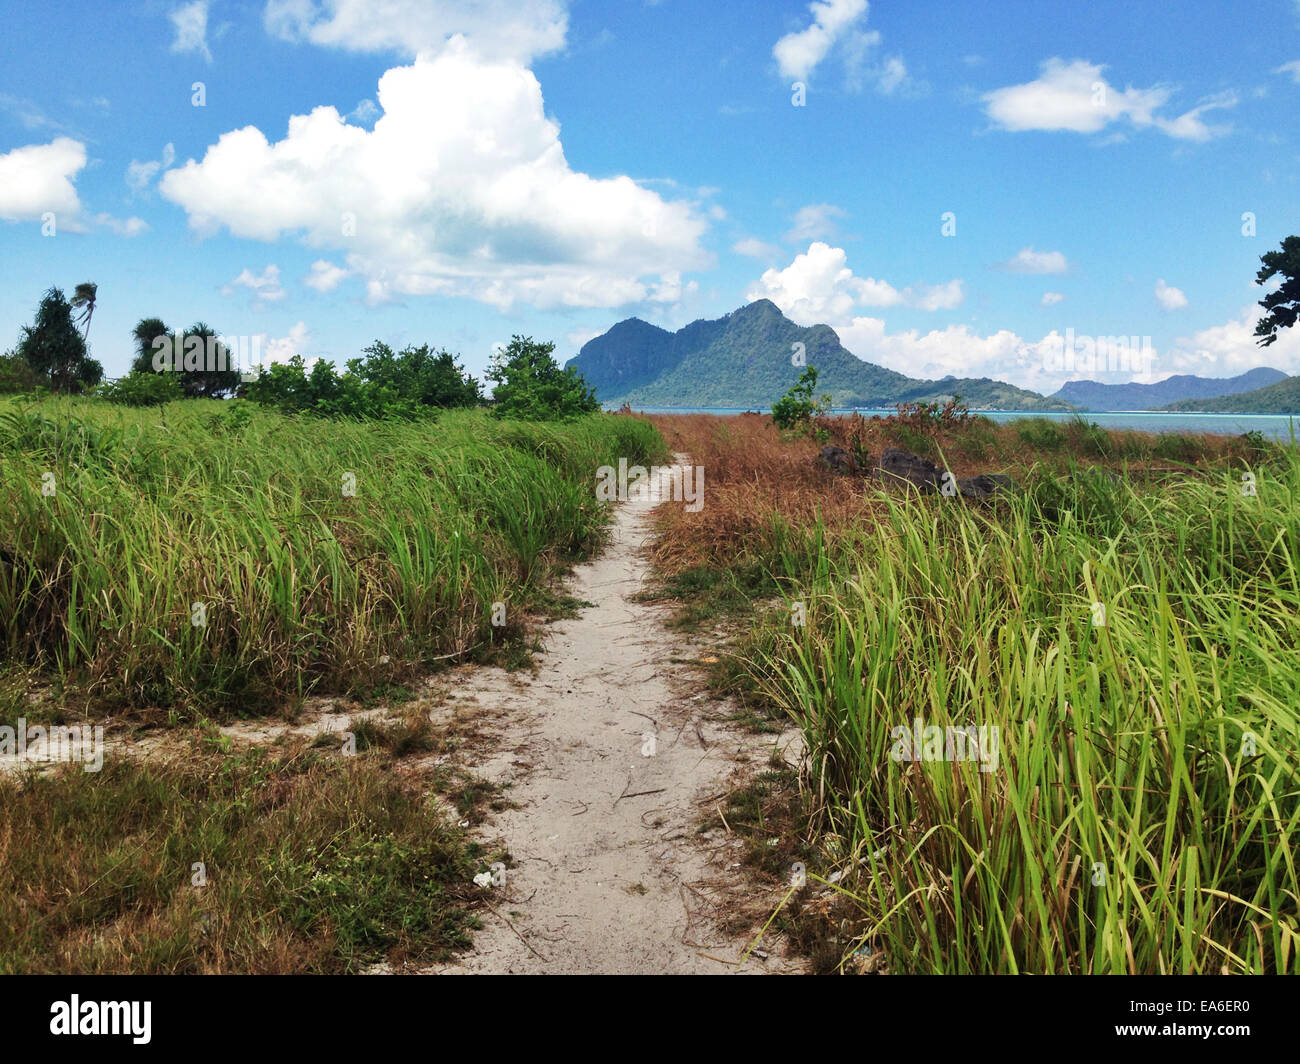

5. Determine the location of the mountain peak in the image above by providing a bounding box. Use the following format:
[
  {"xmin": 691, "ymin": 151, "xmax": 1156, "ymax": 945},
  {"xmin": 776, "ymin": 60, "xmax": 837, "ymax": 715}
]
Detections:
[{"xmin": 566, "ymin": 300, "xmax": 1066, "ymax": 411}]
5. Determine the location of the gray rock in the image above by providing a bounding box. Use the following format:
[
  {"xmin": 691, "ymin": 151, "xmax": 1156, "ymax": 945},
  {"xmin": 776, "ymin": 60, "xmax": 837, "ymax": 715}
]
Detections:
[
  {"xmin": 956, "ymin": 473, "xmax": 1015, "ymax": 499},
  {"xmin": 818, "ymin": 445, "xmax": 858, "ymax": 475},
  {"xmin": 876, "ymin": 448, "xmax": 945, "ymax": 492}
]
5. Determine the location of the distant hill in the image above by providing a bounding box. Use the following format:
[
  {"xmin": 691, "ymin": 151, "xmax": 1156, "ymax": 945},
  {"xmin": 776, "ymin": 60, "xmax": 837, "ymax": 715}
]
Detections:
[
  {"xmin": 566, "ymin": 299, "xmax": 1072, "ymax": 410},
  {"xmin": 1162, "ymin": 374, "xmax": 1300, "ymax": 413},
  {"xmin": 1050, "ymin": 368, "xmax": 1287, "ymax": 411}
]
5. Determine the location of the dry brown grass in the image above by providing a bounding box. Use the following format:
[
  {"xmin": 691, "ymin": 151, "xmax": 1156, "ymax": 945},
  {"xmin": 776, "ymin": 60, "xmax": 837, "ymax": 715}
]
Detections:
[{"xmin": 644, "ymin": 410, "xmax": 1267, "ymax": 579}]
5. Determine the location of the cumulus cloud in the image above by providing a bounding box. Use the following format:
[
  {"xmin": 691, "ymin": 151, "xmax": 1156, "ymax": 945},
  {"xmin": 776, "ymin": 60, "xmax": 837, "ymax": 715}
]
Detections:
[
  {"xmin": 999, "ymin": 246, "xmax": 1068, "ymax": 274},
  {"xmin": 983, "ymin": 58, "xmax": 1236, "ymax": 141},
  {"xmin": 1041, "ymin": 291, "xmax": 1066, "ymax": 306},
  {"xmin": 126, "ymin": 143, "xmax": 176, "ymax": 192},
  {"xmin": 747, "ymin": 242, "xmax": 962, "ymax": 322},
  {"xmin": 264, "ymin": 0, "xmax": 568, "ymax": 63},
  {"xmin": 751, "ymin": 253, "xmax": 1295, "ymax": 390},
  {"xmin": 773, "ymin": 0, "xmax": 912, "ymax": 94},
  {"xmin": 247, "ymin": 321, "xmax": 317, "ymax": 369},
  {"xmin": 908, "ymin": 279, "xmax": 965, "ymax": 312},
  {"xmin": 732, "ymin": 236, "xmax": 782, "ymax": 261},
  {"xmin": 304, "ymin": 259, "xmax": 349, "ymax": 292},
  {"xmin": 346, "ymin": 99, "xmax": 380, "ymax": 126},
  {"xmin": 160, "ymin": 43, "xmax": 709, "ymax": 310},
  {"xmin": 93, "ymin": 214, "xmax": 150, "ymax": 237},
  {"xmin": 1154, "ymin": 278, "xmax": 1188, "ymax": 310},
  {"xmin": 170, "ymin": 1, "xmax": 213, "ymax": 62},
  {"xmin": 773, "ymin": 0, "xmax": 868, "ymax": 81},
  {"xmin": 223, "ymin": 264, "xmax": 287, "ymax": 304},
  {"xmin": 0, "ymin": 138, "xmax": 85, "ymax": 221},
  {"xmin": 1161, "ymin": 305, "xmax": 1300, "ymax": 376},
  {"xmin": 1275, "ymin": 60, "xmax": 1300, "ymax": 83},
  {"xmin": 784, "ymin": 203, "xmax": 848, "ymax": 243}
]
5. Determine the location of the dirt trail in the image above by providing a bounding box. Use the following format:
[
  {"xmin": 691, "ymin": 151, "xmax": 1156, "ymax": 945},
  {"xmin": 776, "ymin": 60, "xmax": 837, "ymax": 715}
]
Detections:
[{"xmin": 439, "ymin": 462, "xmax": 802, "ymax": 975}]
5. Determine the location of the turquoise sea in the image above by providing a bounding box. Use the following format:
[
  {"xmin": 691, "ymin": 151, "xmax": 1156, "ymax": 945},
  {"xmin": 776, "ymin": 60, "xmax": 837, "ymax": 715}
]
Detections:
[{"xmin": 616, "ymin": 407, "xmax": 1300, "ymax": 441}]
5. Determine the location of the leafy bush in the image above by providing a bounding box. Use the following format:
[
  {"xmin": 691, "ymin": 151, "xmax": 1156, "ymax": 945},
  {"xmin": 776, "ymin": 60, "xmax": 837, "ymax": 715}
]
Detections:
[
  {"xmin": 1153, "ymin": 432, "xmax": 1207, "ymax": 463},
  {"xmin": 346, "ymin": 342, "xmax": 481, "ymax": 409},
  {"xmin": 99, "ymin": 370, "xmax": 184, "ymax": 407},
  {"xmin": 771, "ymin": 366, "xmax": 831, "ymax": 432},
  {"xmin": 0, "ymin": 351, "xmax": 45, "ymax": 395},
  {"xmin": 14, "ymin": 287, "xmax": 103, "ymax": 394},
  {"xmin": 1066, "ymin": 413, "xmax": 1112, "ymax": 457},
  {"xmin": 1015, "ymin": 417, "xmax": 1066, "ymax": 451},
  {"xmin": 242, "ymin": 356, "xmax": 425, "ymax": 420},
  {"xmin": 487, "ymin": 336, "xmax": 599, "ymax": 421}
]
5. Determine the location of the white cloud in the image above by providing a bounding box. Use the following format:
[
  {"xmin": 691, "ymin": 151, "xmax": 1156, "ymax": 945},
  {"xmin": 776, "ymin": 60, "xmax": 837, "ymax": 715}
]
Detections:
[
  {"xmin": 223, "ymin": 264, "xmax": 287, "ymax": 303},
  {"xmin": 346, "ymin": 99, "xmax": 380, "ymax": 125},
  {"xmin": 773, "ymin": 0, "xmax": 868, "ymax": 82},
  {"xmin": 170, "ymin": 1, "xmax": 213, "ymax": 63},
  {"xmin": 908, "ymin": 279, "xmax": 965, "ymax": 312},
  {"xmin": 1041, "ymin": 291, "xmax": 1066, "ymax": 306},
  {"xmin": 256, "ymin": 321, "xmax": 314, "ymax": 367},
  {"xmin": 0, "ymin": 138, "xmax": 85, "ymax": 221},
  {"xmin": 1272, "ymin": 60, "xmax": 1300, "ymax": 83},
  {"xmin": 773, "ymin": 0, "xmax": 912, "ymax": 94},
  {"xmin": 1000, "ymin": 246, "xmax": 1068, "ymax": 274},
  {"xmin": 732, "ymin": 236, "xmax": 782, "ymax": 261},
  {"xmin": 160, "ymin": 43, "xmax": 709, "ymax": 310},
  {"xmin": 751, "ymin": 256, "xmax": 1296, "ymax": 390},
  {"xmin": 264, "ymin": 0, "xmax": 568, "ymax": 63},
  {"xmin": 1161, "ymin": 305, "xmax": 1300, "ymax": 376},
  {"xmin": 126, "ymin": 143, "xmax": 176, "ymax": 192},
  {"xmin": 1154, "ymin": 278, "xmax": 1188, "ymax": 310},
  {"xmin": 983, "ymin": 58, "xmax": 1236, "ymax": 141},
  {"xmin": 784, "ymin": 203, "xmax": 847, "ymax": 243},
  {"xmin": 93, "ymin": 213, "xmax": 150, "ymax": 237},
  {"xmin": 304, "ymin": 259, "xmax": 349, "ymax": 292},
  {"xmin": 566, "ymin": 326, "xmax": 603, "ymax": 350},
  {"xmin": 747, "ymin": 242, "xmax": 963, "ymax": 323},
  {"xmin": 873, "ymin": 55, "xmax": 908, "ymax": 95}
]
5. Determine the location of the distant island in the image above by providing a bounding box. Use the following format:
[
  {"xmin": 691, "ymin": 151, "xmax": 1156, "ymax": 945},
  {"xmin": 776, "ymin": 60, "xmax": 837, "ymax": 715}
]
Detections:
[
  {"xmin": 567, "ymin": 299, "xmax": 1296, "ymax": 415},
  {"xmin": 566, "ymin": 299, "xmax": 1073, "ymax": 411},
  {"xmin": 1050, "ymin": 368, "xmax": 1287, "ymax": 411},
  {"xmin": 1161, "ymin": 374, "xmax": 1300, "ymax": 413}
]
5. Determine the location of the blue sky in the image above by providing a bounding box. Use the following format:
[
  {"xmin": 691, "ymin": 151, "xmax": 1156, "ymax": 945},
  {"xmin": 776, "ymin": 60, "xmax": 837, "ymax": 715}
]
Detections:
[{"xmin": 2, "ymin": 0, "xmax": 1298, "ymax": 393}]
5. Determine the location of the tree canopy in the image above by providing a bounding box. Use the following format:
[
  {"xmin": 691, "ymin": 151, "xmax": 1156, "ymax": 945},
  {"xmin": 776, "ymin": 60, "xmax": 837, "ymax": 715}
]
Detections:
[
  {"xmin": 1255, "ymin": 235, "xmax": 1300, "ymax": 347},
  {"xmin": 15, "ymin": 287, "xmax": 103, "ymax": 393},
  {"xmin": 486, "ymin": 336, "xmax": 599, "ymax": 420}
]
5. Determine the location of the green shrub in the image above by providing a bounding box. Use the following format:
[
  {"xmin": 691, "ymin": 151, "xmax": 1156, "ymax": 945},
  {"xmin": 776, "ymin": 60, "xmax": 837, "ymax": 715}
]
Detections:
[
  {"xmin": 1014, "ymin": 417, "xmax": 1066, "ymax": 452},
  {"xmin": 99, "ymin": 370, "xmax": 184, "ymax": 407},
  {"xmin": 771, "ymin": 366, "xmax": 831, "ymax": 433},
  {"xmin": 1154, "ymin": 432, "xmax": 1207, "ymax": 463},
  {"xmin": 487, "ymin": 336, "xmax": 600, "ymax": 421},
  {"xmin": 0, "ymin": 352, "xmax": 45, "ymax": 395}
]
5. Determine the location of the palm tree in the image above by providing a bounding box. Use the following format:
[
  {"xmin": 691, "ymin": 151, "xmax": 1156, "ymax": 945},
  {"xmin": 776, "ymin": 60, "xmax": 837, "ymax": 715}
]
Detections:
[
  {"xmin": 132, "ymin": 317, "xmax": 172, "ymax": 373},
  {"xmin": 71, "ymin": 282, "xmax": 97, "ymax": 342}
]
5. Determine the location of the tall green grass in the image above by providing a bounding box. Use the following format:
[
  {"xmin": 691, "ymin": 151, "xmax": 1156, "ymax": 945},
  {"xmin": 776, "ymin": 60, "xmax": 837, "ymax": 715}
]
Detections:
[
  {"xmin": 748, "ymin": 456, "xmax": 1300, "ymax": 973},
  {"xmin": 0, "ymin": 397, "xmax": 665, "ymax": 713}
]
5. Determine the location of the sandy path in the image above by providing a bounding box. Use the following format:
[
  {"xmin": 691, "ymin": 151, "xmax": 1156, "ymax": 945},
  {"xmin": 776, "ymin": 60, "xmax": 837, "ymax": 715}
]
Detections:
[{"xmin": 438, "ymin": 467, "xmax": 801, "ymax": 975}]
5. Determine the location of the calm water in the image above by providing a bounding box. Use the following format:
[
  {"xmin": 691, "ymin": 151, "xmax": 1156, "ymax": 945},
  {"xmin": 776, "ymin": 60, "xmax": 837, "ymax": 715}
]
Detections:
[{"xmin": 616, "ymin": 407, "xmax": 1300, "ymax": 441}]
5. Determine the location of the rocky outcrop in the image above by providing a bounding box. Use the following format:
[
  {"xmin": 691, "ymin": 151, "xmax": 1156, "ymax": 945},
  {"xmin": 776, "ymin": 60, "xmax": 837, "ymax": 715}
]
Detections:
[
  {"xmin": 956, "ymin": 473, "xmax": 1014, "ymax": 499},
  {"xmin": 876, "ymin": 448, "xmax": 945, "ymax": 492},
  {"xmin": 818, "ymin": 445, "xmax": 858, "ymax": 475},
  {"xmin": 813, "ymin": 445, "xmax": 1015, "ymax": 500}
]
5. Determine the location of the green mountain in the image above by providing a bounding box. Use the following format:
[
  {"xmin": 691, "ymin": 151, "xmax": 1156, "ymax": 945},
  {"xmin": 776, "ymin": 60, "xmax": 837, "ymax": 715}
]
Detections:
[
  {"xmin": 566, "ymin": 299, "xmax": 1071, "ymax": 410},
  {"xmin": 1051, "ymin": 368, "xmax": 1286, "ymax": 411},
  {"xmin": 1161, "ymin": 374, "xmax": 1300, "ymax": 413}
]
